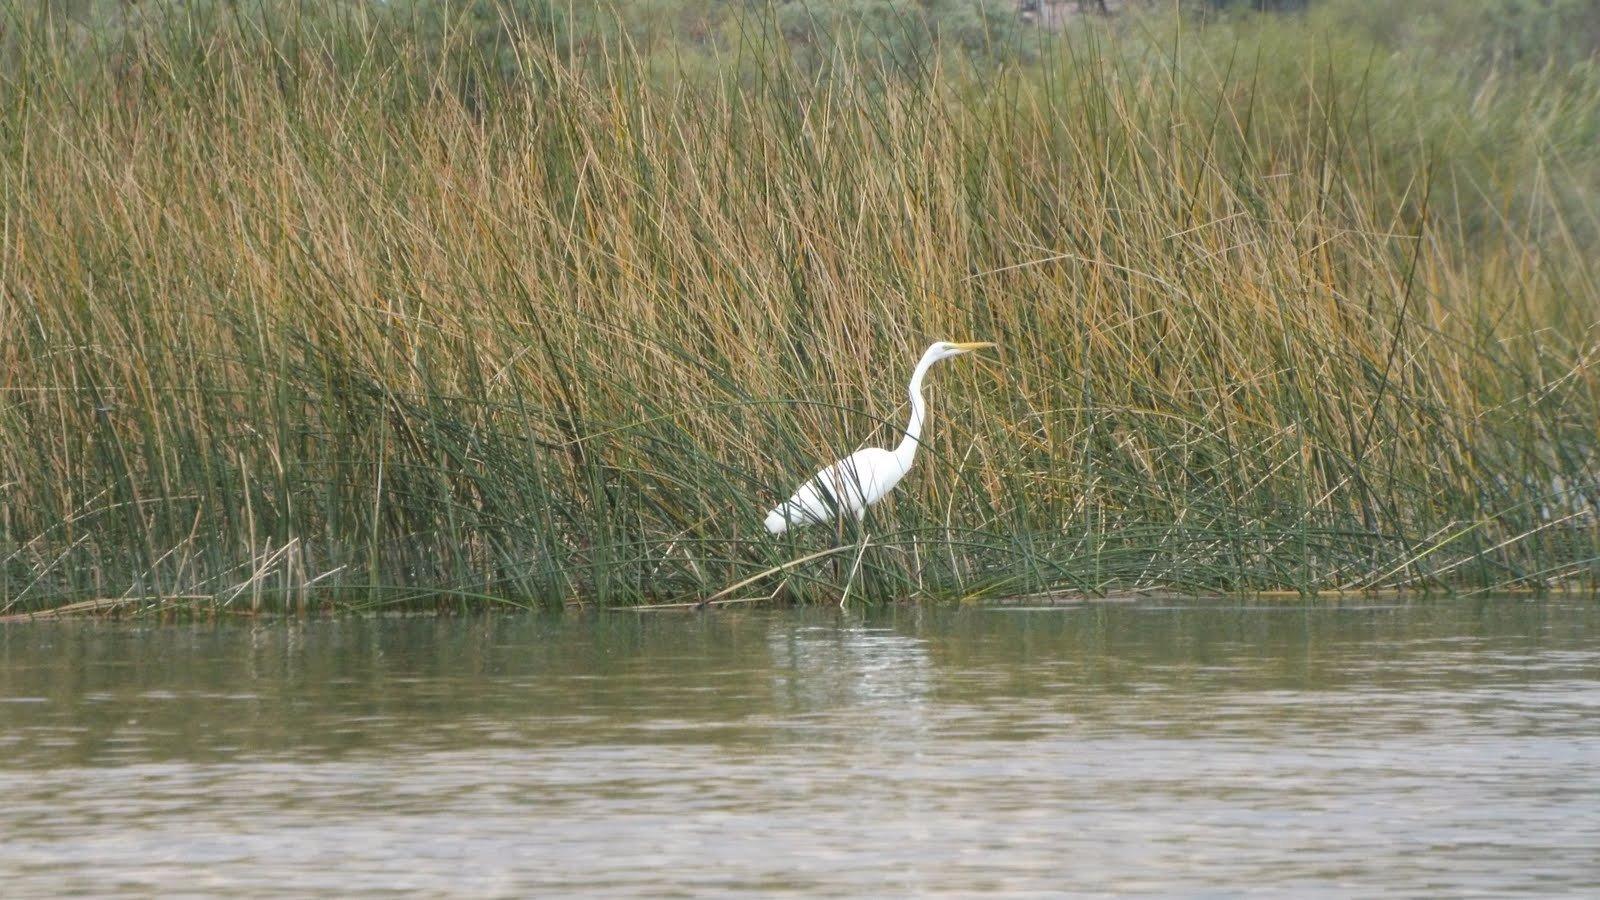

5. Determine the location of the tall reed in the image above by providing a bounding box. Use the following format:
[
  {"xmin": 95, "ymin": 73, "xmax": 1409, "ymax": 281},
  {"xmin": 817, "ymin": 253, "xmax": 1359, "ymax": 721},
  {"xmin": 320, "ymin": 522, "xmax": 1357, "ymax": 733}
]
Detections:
[{"xmin": 2, "ymin": 3, "xmax": 1596, "ymax": 613}]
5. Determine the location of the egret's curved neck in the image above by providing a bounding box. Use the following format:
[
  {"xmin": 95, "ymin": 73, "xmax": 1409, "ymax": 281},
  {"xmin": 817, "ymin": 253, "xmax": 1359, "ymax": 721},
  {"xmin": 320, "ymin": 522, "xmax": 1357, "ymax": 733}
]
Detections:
[{"xmin": 893, "ymin": 352, "xmax": 937, "ymax": 469}]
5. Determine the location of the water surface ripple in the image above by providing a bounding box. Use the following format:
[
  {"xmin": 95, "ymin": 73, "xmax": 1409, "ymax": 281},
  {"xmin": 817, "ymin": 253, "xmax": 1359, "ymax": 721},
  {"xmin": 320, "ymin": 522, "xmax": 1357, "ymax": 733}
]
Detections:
[{"xmin": 2, "ymin": 600, "xmax": 1597, "ymax": 896}]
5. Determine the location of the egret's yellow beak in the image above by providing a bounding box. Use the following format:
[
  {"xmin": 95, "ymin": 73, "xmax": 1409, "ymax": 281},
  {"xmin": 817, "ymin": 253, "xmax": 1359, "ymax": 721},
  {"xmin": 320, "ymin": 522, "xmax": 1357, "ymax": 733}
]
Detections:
[{"xmin": 951, "ymin": 341, "xmax": 997, "ymax": 353}]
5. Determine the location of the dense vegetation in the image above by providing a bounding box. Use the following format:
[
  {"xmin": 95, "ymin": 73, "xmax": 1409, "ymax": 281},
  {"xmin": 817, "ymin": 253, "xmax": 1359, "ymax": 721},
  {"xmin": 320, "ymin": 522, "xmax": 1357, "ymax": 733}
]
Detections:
[{"xmin": 2, "ymin": 1, "xmax": 1597, "ymax": 613}]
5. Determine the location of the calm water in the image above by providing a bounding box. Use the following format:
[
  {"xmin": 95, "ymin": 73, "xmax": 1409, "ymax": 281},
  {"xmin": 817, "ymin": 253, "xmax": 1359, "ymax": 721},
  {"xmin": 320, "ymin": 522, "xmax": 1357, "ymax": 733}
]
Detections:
[{"xmin": 2, "ymin": 599, "xmax": 1598, "ymax": 897}]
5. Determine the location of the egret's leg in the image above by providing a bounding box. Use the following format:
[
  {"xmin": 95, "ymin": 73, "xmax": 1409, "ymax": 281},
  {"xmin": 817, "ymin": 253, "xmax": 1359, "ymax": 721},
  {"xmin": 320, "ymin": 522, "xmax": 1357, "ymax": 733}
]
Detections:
[
  {"xmin": 828, "ymin": 501, "xmax": 869, "ymax": 599},
  {"xmin": 829, "ymin": 514, "xmax": 845, "ymax": 583},
  {"xmin": 839, "ymin": 529, "xmax": 871, "ymax": 610}
]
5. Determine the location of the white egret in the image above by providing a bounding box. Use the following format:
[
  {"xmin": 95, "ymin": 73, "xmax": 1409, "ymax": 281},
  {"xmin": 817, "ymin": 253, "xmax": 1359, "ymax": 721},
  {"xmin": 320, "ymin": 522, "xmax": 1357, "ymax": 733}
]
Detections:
[{"xmin": 763, "ymin": 341, "xmax": 995, "ymax": 535}]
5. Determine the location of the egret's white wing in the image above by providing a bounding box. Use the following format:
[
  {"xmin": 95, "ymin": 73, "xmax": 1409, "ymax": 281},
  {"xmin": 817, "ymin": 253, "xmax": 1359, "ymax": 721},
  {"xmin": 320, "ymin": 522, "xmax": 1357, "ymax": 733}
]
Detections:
[{"xmin": 764, "ymin": 448, "xmax": 909, "ymax": 534}]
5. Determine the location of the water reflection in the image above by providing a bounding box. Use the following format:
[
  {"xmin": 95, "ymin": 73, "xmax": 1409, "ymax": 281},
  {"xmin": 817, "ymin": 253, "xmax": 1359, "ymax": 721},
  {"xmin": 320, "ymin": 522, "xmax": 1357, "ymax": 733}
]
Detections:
[
  {"xmin": 766, "ymin": 621, "xmax": 935, "ymax": 743},
  {"xmin": 1, "ymin": 600, "xmax": 1597, "ymax": 896}
]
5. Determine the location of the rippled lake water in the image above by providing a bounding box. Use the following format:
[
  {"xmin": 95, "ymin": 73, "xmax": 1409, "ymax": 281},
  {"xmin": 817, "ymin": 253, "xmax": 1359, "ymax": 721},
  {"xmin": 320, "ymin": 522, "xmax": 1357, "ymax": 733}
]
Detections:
[{"xmin": 2, "ymin": 599, "xmax": 1598, "ymax": 896}]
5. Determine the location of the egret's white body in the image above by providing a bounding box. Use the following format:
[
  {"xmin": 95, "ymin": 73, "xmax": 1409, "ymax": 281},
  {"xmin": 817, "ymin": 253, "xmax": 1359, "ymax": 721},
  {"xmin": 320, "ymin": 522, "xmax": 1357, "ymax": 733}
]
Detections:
[{"xmin": 764, "ymin": 341, "xmax": 992, "ymax": 535}]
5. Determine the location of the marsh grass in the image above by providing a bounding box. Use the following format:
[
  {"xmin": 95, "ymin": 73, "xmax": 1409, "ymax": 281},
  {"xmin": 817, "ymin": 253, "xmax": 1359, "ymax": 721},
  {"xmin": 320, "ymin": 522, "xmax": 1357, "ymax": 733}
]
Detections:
[{"xmin": 2, "ymin": 3, "xmax": 1597, "ymax": 613}]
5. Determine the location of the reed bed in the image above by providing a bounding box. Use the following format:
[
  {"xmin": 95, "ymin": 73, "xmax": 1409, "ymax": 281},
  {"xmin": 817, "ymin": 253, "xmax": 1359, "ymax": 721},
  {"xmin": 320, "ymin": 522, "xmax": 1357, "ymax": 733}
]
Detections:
[{"xmin": 2, "ymin": 3, "xmax": 1597, "ymax": 613}]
